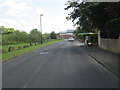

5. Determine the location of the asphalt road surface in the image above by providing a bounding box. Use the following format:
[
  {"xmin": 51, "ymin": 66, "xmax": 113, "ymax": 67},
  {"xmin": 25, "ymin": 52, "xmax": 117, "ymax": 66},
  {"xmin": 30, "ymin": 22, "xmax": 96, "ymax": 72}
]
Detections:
[{"xmin": 2, "ymin": 40, "xmax": 118, "ymax": 88}]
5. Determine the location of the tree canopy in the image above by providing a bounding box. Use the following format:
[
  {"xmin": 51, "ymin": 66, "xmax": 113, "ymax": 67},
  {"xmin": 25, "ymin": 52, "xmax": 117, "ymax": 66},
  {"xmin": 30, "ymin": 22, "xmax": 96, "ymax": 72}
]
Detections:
[
  {"xmin": 1, "ymin": 27, "xmax": 43, "ymax": 45},
  {"xmin": 50, "ymin": 31, "xmax": 57, "ymax": 39},
  {"xmin": 0, "ymin": 26, "xmax": 16, "ymax": 34},
  {"xmin": 65, "ymin": 2, "xmax": 119, "ymax": 33},
  {"xmin": 29, "ymin": 29, "xmax": 42, "ymax": 43}
]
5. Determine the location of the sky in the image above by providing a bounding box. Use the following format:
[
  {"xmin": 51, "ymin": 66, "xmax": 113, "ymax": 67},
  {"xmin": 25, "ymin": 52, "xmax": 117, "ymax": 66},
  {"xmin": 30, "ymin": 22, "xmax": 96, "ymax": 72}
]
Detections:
[{"xmin": 0, "ymin": 0, "xmax": 76, "ymax": 33}]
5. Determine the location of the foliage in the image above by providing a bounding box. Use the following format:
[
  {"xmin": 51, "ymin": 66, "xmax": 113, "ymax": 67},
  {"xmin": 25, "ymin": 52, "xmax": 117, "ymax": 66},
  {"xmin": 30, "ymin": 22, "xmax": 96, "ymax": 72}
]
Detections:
[
  {"xmin": 0, "ymin": 26, "xmax": 16, "ymax": 34},
  {"xmin": 0, "ymin": 26, "xmax": 4, "ymax": 33},
  {"xmin": 102, "ymin": 17, "xmax": 120, "ymax": 39},
  {"xmin": 50, "ymin": 31, "xmax": 57, "ymax": 39},
  {"xmin": 1, "ymin": 26, "xmax": 58, "ymax": 45},
  {"xmin": 65, "ymin": 2, "xmax": 99, "ymax": 32},
  {"xmin": 43, "ymin": 34, "xmax": 50, "ymax": 39},
  {"xmin": 65, "ymin": 2, "xmax": 119, "ymax": 33},
  {"xmin": 2, "ymin": 31, "xmax": 29, "ymax": 45},
  {"xmin": 106, "ymin": 17, "xmax": 120, "ymax": 32},
  {"xmin": 12, "ymin": 31, "xmax": 29, "ymax": 43},
  {"xmin": 104, "ymin": 2, "xmax": 119, "ymax": 19},
  {"xmin": 89, "ymin": 34, "xmax": 98, "ymax": 44},
  {"xmin": 29, "ymin": 29, "xmax": 42, "ymax": 43}
]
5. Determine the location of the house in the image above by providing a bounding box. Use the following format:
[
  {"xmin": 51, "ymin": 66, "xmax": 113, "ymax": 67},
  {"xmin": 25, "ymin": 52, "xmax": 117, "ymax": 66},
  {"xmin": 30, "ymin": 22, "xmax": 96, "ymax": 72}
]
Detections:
[{"xmin": 66, "ymin": 30, "xmax": 76, "ymax": 38}]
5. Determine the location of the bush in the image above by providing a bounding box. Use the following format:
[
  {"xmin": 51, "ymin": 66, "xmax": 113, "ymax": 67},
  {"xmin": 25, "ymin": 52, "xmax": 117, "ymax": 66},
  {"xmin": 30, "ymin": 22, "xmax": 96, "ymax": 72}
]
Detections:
[{"xmin": 1, "ymin": 27, "xmax": 52, "ymax": 45}]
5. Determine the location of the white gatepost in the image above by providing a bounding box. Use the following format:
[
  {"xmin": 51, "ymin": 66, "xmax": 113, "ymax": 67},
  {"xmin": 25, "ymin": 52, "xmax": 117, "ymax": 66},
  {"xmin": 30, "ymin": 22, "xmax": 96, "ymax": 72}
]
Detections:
[{"xmin": 98, "ymin": 30, "xmax": 101, "ymax": 47}]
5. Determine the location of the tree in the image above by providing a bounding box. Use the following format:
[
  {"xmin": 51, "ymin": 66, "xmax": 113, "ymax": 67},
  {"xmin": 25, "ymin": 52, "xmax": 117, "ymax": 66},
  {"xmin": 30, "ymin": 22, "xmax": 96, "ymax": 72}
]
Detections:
[
  {"xmin": 12, "ymin": 31, "xmax": 29, "ymax": 43},
  {"xmin": 104, "ymin": 2, "xmax": 119, "ymax": 19},
  {"xmin": 65, "ymin": 2, "xmax": 97, "ymax": 32},
  {"xmin": 43, "ymin": 34, "xmax": 50, "ymax": 39},
  {"xmin": 0, "ymin": 26, "xmax": 16, "ymax": 34},
  {"xmin": 65, "ymin": 2, "xmax": 119, "ymax": 32},
  {"xmin": 50, "ymin": 31, "xmax": 57, "ymax": 39},
  {"xmin": 29, "ymin": 29, "xmax": 42, "ymax": 43},
  {"xmin": 0, "ymin": 26, "xmax": 5, "ymax": 34},
  {"xmin": 2, "ymin": 30, "xmax": 29, "ymax": 44}
]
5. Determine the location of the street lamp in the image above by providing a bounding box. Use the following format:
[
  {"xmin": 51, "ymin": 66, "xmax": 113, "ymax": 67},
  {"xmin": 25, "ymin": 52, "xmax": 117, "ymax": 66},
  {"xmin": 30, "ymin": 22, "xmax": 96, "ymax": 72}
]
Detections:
[{"xmin": 40, "ymin": 14, "xmax": 43, "ymax": 44}]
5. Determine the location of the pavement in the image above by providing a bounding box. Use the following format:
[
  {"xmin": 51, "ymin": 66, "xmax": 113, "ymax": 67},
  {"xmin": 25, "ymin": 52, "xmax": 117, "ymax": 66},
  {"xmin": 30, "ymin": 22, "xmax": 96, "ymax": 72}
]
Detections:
[
  {"xmin": 2, "ymin": 40, "xmax": 118, "ymax": 88},
  {"xmin": 77, "ymin": 41, "xmax": 119, "ymax": 78}
]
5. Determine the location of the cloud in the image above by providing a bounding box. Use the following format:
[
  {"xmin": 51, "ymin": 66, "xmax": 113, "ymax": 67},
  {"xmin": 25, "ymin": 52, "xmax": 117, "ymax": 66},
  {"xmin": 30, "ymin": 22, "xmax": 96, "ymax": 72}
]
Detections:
[
  {"xmin": 0, "ymin": 18, "xmax": 33, "ymax": 32},
  {"xmin": 0, "ymin": 0, "xmax": 45, "ymax": 32},
  {"xmin": 0, "ymin": 0, "xmax": 31, "ymax": 10},
  {"xmin": 22, "ymin": 0, "xmax": 68, "ymax": 3},
  {"xmin": 0, "ymin": 0, "xmax": 75, "ymax": 33},
  {"xmin": 1, "ymin": 0, "xmax": 31, "ymax": 10},
  {"xmin": 35, "ymin": 8, "xmax": 45, "ymax": 15},
  {"xmin": 0, "ymin": 18, "xmax": 22, "ymax": 30},
  {"xmin": 0, "ymin": 0, "xmax": 32, "ymax": 17},
  {"xmin": 19, "ymin": 20, "xmax": 36, "ymax": 32},
  {"xmin": 5, "ymin": 9, "xmax": 29, "ymax": 17},
  {"xmin": 1, "ymin": 18, "xmax": 17, "ymax": 25}
]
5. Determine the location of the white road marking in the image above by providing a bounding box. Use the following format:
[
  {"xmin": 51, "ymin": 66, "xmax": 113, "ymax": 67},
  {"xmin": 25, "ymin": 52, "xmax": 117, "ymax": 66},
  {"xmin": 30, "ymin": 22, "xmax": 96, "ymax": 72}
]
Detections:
[{"xmin": 40, "ymin": 52, "xmax": 49, "ymax": 54}]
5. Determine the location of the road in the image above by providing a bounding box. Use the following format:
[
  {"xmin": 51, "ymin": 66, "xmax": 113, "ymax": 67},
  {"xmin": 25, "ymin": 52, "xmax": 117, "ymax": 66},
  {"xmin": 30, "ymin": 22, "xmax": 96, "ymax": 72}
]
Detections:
[{"xmin": 2, "ymin": 40, "xmax": 118, "ymax": 88}]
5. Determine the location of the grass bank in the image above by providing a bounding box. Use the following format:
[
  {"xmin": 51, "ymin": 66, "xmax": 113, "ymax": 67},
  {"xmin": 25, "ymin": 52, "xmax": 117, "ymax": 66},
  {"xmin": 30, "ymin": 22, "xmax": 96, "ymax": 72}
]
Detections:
[{"xmin": 2, "ymin": 39, "xmax": 63, "ymax": 60}]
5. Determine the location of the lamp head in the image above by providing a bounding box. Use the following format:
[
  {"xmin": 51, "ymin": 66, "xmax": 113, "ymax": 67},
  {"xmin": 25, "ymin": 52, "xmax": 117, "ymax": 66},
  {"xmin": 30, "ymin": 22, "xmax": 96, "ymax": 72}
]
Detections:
[{"xmin": 40, "ymin": 14, "xmax": 43, "ymax": 16}]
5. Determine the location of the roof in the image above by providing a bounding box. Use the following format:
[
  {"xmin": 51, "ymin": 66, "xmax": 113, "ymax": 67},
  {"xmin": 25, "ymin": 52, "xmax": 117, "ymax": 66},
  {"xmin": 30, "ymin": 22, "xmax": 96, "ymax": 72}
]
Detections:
[
  {"xmin": 78, "ymin": 32, "xmax": 98, "ymax": 35},
  {"xmin": 66, "ymin": 30, "xmax": 74, "ymax": 33}
]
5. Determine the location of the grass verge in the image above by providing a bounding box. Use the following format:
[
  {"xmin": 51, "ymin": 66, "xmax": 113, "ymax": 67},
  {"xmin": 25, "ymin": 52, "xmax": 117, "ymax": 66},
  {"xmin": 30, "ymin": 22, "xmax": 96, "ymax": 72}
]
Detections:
[{"xmin": 2, "ymin": 39, "xmax": 62, "ymax": 60}]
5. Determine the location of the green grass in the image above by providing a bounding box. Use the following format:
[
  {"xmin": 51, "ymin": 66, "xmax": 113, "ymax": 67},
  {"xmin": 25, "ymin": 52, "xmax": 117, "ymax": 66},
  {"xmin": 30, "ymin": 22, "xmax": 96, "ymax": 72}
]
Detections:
[
  {"xmin": 2, "ymin": 39, "xmax": 63, "ymax": 60},
  {"xmin": 2, "ymin": 43, "xmax": 31, "ymax": 52}
]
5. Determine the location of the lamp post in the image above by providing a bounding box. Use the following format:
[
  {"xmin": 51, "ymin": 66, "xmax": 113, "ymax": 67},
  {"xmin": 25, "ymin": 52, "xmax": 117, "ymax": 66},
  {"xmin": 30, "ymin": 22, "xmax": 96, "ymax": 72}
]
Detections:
[{"xmin": 40, "ymin": 14, "xmax": 43, "ymax": 44}]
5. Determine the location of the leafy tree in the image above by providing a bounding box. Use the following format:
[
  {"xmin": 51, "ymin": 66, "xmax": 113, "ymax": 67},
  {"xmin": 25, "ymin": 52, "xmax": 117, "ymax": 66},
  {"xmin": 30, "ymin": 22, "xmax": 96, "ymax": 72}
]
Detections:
[
  {"xmin": 65, "ymin": 2, "xmax": 119, "ymax": 32},
  {"xmin": 0, "ymin": 26, "xmax": 16, "ymax": 34},
  {"xmin": 29, "ymin": 29, "xmax": 42, "ymax": 43},
  {"xmin": 104, "ymin": 2, "xmax": 119, "ymax": 19},
  {"xmin": 50, "ymin": 31, "xmax": 57, "ymax": 39},
  {"xmin": 0, "ymin": 26, "xmax": 5, "ymax": 34},
  {"xmin": 65, "ymin": 2, "xmax": 95, "ymax": 32},
  {"xmin": 2, "ymin": 30, "xmax": 29, "ymax": 44},
  {"xmin": 12, "ymin": 31, "xmax": 29, "ymax": 43},
  {"xmin": 43, "ymin": 34, "xmax": 50, "ymax": 39}
]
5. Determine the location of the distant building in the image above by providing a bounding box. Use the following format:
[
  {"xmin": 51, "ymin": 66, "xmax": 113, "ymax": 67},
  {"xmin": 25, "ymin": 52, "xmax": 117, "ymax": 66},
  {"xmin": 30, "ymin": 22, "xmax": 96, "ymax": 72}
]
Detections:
[
  {"xmin": 66, "ymin": 30, "xmax": 74, "ymax": 35},
  {"xmin": 59, "ymin": 31, "xmax": 67, "ymax": 35},
  {"xmin": 56, "ymin": 30, "xmax": 76, "ymax": 39}
]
